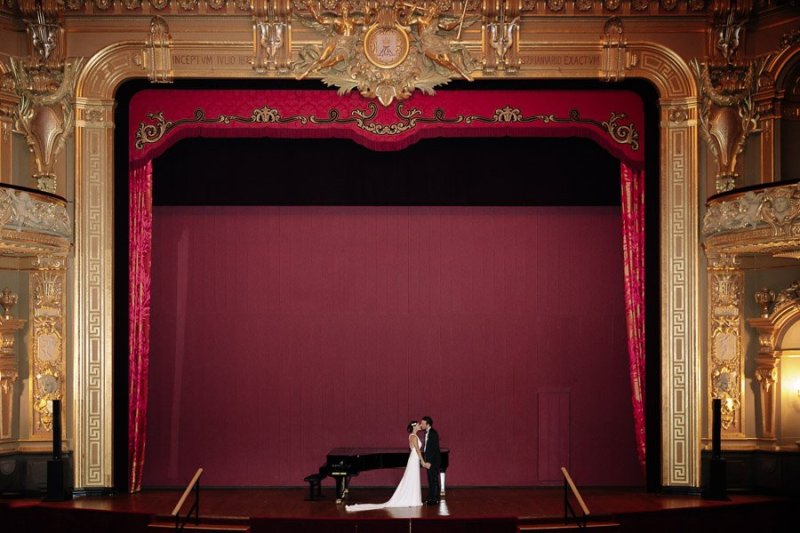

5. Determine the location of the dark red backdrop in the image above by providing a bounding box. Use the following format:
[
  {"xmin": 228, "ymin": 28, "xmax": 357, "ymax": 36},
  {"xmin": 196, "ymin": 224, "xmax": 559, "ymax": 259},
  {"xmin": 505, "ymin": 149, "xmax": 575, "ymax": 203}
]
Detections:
[{"xmin": 144, "ymin": 206, "xmax": 642, "ymax": 488}]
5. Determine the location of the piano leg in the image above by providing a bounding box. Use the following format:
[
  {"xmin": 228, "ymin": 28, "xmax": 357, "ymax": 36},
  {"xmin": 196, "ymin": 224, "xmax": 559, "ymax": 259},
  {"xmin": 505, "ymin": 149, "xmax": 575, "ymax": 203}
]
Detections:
[
  {"xmin": 440, "ymin": 472, "xmax": 446, "ymax": 499},
  {"xmin": 334, "ymin": 474, "xmax": 347, "ymax": 503}
]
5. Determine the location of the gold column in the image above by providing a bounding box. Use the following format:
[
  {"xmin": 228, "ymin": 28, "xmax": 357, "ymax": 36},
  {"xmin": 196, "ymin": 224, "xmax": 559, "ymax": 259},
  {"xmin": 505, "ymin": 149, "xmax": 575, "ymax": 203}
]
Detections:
[
  {"xmin": 706, "ymin": 253, "xmax": 745, "ymax": 438},
  {"xmin": 658, "ymin": 97, "xmax": 701, "ymax": 488}
]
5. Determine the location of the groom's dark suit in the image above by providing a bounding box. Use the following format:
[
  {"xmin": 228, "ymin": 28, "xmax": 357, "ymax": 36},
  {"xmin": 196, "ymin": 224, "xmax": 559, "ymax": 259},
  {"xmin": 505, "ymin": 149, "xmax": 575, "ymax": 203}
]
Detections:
[{"xmin": 423, "ymin": 428, "xmax": 441, "ymax": 503}]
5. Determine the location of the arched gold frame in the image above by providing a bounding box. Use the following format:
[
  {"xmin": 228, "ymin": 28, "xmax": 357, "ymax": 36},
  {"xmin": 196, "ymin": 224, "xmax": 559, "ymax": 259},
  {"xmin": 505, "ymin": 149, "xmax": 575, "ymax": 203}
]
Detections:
[{"xmin": 71, "ymin": 39, "xmax": 700, "ymax": 490}]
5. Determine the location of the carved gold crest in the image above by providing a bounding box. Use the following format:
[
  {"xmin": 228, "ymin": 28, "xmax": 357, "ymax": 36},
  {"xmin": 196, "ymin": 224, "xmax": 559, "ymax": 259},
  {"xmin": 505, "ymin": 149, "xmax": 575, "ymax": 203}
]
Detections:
[
  {"xmin": 294, "ymin": 0, "xmax": 477, "ymax": 106},
  {"xmin": 364, "ymin": 24, "xmax": 410, "ymax": 69}
]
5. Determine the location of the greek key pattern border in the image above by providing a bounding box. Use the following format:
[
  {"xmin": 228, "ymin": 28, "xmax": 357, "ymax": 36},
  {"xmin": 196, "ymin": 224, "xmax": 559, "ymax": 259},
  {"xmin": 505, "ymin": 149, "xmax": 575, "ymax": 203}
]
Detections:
[
  {"xmin": 661, "ymin": 104, "xmax": 699, "ymax": 487},
  {"xmin": 74, "ymin": 100, "xmax": 115, "ymax": 488}
]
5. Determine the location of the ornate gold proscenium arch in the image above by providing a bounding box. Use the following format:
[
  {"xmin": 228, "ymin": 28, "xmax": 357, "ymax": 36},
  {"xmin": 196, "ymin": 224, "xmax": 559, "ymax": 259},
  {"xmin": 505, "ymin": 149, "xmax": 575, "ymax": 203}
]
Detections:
[{"xmin": 72, "ymin": 38, "xmax": 699, "ymax": 490}]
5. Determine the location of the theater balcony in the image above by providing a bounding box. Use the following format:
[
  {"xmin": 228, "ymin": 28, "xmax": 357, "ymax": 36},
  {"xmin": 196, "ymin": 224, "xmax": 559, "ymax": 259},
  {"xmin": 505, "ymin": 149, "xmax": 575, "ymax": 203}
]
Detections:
[
  {"xmin": 0, "ymin": 183, "xmax": 72, "ymax": 493},
  {"xmin": 703, "ymin": 180, "xmax": 800, "ymax": 260},
  {"xmin": 702, "ymin": 179, "xmax": 800, "ymax": 494}
]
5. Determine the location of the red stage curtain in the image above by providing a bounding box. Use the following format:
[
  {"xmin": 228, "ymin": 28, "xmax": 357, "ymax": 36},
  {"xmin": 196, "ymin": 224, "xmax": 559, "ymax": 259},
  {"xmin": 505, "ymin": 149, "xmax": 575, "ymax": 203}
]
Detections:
[
  {"xmin": 620, "ymin": 163, "xmax": 646, "ymax": 468},
  {"xmin": 129, "ymin": 161, "xmax": 153, "ymax": 493},
  {"xmin": 127, "ymin": 89, "xmax": 648, "ymax": 488}
]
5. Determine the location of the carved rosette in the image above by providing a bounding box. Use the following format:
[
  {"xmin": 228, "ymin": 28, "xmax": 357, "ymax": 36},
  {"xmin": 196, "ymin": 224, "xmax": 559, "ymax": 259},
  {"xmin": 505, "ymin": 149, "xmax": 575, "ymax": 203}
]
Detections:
[
  {"xmin": 707, "ymin": 254, "xmax": 744, "ymax": 435},
  {"xmin": 29, "ymin": 264, "xmax": 66, "ymax": 437}
]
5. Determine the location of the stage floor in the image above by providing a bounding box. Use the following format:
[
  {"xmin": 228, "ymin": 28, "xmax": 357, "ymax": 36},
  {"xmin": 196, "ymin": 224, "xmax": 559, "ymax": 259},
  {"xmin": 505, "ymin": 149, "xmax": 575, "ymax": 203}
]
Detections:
[
  {"xmin": 1, "ymin": 487, "xmax": 796, "ymax": 532},
  {"xmin": 40, "ymin": 486, "xmax": 781, "ymax": 518}
]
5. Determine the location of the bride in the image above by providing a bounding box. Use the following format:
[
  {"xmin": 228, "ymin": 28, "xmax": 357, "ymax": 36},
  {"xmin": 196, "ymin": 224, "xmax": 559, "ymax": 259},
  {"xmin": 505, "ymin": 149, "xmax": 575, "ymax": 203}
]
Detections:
[{"xmin": 345, "ymin": 421, "xmax": 425, "ymax": 511}]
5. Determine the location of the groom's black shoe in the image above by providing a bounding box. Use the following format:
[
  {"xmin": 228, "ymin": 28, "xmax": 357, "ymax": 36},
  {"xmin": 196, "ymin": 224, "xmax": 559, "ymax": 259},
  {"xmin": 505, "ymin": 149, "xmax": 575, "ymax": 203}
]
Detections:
[{"xmin": 424, "ymin": 500, "xmax": 440, "ymax": 506}]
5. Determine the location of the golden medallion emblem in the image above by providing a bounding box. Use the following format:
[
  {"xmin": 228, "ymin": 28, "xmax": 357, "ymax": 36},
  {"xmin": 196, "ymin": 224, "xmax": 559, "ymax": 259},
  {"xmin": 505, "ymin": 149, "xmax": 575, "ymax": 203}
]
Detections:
[{"xmin": 364, "ymin": 24, "xmax": 410, "ymax": 69}]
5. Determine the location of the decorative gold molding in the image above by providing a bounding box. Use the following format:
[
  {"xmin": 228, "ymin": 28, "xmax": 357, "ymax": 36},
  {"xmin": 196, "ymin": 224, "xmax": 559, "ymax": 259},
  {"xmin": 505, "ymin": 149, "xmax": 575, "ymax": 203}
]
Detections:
[
  {"xmin": 72, "ymin": 35, "xmax": 701, "ymax": 490},
  {"xmin": 55, "ymin": 0, "xmax": 723, "ymax": 15},
  {"xmin": 483, "ymin": 0, "xmax": 521, "ymax": 73},
  {"xmin": 703, "ymin": 182, "xmax": 800, "ymax": 258},
  {"xmin": 293, "ymin": 1, "xmax": 478, "ymax": 106},
  {"xmin": 252, "ymin": 0, "xmax": 291, "ymax": 72},
  {"xmin": 143, "ymin": 15, "xmax": 173, "ymax": 82},
  {"xmin": 691, "ymin": 57, "xmax": 765, "ymax": 194},
  {"xmin": 0, "ymin": 186, "xmax": 72, "ymax": 238},
  {"xmin": 2, "ymin": 5, "xmax": 84, "ymax": 194}
]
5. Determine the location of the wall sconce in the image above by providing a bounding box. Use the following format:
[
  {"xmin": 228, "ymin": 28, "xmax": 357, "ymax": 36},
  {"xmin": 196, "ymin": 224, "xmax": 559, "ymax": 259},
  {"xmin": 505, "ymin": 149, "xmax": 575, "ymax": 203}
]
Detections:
[{"xmin": 793, "ymin": 378, "xmax": 800, "ymax": 413}]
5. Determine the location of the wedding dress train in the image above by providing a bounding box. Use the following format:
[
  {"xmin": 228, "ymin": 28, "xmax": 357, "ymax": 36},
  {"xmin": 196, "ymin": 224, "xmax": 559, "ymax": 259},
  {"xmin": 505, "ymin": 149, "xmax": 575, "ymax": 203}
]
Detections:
[{"xmin": 345, "ymin": 435, "xmax": 422, "ymax": 511}]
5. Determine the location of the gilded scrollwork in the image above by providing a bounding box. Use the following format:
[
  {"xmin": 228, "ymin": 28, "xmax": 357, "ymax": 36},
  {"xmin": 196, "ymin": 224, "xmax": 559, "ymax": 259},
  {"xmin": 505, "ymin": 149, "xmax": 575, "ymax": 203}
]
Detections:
[
  {"xmin": 133, "ymin": 102, "xmax": 641, "ymax": 148},
  {"xmin": 691, "ymin": 57, "xmax": 765, "ymax": 193},
  {"xmin": 3, "ymin": 14, "xmax": 84, "ymax": 193}
]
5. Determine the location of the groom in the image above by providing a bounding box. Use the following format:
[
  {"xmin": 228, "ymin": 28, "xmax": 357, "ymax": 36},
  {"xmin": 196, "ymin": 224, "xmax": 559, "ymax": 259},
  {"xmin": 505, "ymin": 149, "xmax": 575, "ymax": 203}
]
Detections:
[{"xmin": 418, "ymin": 416, "xmax": 441, "ymax": 505}]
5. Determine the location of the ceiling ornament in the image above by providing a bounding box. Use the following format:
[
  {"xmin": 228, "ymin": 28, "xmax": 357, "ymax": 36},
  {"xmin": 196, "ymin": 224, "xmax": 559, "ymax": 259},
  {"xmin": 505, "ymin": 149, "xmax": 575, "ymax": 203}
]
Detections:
[{"xmin": 293, "ymin": 0, "xmax": 478, "ymax": 106}]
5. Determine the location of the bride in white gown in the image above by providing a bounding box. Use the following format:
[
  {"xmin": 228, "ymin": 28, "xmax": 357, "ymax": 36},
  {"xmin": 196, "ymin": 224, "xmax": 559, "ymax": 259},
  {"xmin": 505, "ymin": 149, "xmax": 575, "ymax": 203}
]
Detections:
[{"xmin": 345, "ymin": 421, "xmax": 424, "ymax": 511}]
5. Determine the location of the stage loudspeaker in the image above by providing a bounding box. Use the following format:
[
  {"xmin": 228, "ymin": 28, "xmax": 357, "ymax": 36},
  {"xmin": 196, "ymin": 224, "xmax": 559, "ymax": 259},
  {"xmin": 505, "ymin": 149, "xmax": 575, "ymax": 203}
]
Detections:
[
  {"xmin": 703, "ymin": 398, "xmax": 728, "ymax": 500},
  {"xmin": 45, "ymin": 400, "xmax": 70, "ymax": 501}
]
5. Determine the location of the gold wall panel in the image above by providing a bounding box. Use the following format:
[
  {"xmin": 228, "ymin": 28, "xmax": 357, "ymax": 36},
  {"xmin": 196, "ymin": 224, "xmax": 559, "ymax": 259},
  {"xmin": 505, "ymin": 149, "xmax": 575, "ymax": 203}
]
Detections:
[{"xmin": 29, "ymin": 265, "xmax": 67, "ymax": 440}]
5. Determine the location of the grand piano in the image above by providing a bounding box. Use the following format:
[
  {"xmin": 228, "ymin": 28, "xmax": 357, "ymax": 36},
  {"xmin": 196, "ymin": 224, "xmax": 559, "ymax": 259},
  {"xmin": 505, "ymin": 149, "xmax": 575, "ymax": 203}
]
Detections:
[{"xmin": 308, "ymin": 447, "xmax": 450, "ymax": 503}]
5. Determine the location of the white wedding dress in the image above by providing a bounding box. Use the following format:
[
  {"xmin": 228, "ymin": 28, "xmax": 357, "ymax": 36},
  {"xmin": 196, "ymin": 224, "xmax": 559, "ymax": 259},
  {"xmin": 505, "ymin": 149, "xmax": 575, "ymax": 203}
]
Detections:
[{"xmin": 345, "ymin": 435, "xmax": 422, "ymax": 511}]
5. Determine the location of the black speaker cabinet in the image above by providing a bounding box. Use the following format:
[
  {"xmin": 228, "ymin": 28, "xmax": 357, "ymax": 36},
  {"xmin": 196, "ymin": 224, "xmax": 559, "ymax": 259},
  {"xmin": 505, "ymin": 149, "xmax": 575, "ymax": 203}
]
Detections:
[
  {"xmin": 703, "ymin": 399, "xmax": 728, "ymax": 500},
  {"xmin": 44, "ymin": 400, "xmax": 71, "ymax": 501},
  {"xmin": 45, "ymin": 459, "xmax": 68, "ymax": 501}
]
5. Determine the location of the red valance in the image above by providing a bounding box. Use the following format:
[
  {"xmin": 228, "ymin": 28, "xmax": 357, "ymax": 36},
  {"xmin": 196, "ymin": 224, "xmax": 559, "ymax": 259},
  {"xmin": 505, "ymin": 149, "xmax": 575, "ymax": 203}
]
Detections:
[{"xmin": 129, "ymin": 89, "xmax": 644, "ymax": 168}]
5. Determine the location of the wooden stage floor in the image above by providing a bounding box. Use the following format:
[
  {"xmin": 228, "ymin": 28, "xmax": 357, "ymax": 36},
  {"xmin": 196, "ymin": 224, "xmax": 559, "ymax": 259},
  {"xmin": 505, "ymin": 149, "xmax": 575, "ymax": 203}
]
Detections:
[{"xmin": 1, "ymin": 487, "xmax": 796, "ymax": 532}]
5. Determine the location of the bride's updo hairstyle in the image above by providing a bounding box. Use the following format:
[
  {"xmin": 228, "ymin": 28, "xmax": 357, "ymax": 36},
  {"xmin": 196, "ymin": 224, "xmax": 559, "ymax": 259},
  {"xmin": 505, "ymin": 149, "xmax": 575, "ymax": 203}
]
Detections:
[{"xmin": 407, "ymin": 421, "xmax": 418, "ymax": 433}]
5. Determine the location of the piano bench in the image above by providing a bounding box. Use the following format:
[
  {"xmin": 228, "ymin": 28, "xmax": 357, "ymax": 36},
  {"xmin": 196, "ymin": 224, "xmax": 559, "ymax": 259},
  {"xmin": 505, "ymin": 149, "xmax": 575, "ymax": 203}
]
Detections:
[{"xmin": 304, "ymin": 473, "xmax": 324, "ymax": 501}]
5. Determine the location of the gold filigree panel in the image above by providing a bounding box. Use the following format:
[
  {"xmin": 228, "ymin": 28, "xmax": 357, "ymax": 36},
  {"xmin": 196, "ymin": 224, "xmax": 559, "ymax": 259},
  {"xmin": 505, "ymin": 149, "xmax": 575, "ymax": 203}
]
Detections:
[
  {"xmin": 706, "ymin": 254, "xmax": 745, "ymax": 437},
  {"xmin": 29, "ymin": 266, "xmax": 67, "ymax": 439}
]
